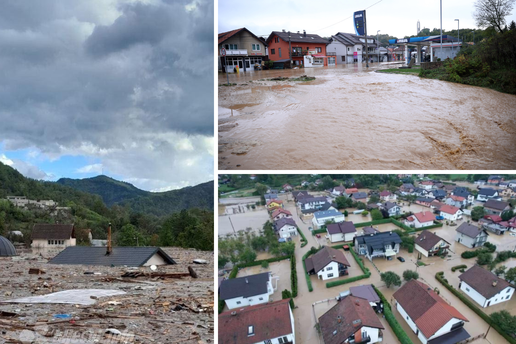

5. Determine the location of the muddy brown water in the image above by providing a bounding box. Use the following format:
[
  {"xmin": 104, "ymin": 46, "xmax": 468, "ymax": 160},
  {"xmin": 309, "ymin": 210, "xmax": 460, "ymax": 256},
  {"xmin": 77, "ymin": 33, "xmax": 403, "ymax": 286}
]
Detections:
[{"xmin": 218, "ymin": 65, "xmax": 516, "ymax": 170}]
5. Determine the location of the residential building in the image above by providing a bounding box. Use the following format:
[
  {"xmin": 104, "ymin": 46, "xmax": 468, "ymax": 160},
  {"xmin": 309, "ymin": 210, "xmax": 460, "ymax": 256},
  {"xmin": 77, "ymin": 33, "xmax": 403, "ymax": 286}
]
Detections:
[
  {"xmin": 439, "ymin": 205, "xmax": 462, "ymax": 221},
  {"xmin": 218, "ymin": 299, "xmax": 295, "ymax": 344},
  {"xmin": 331, "ymin": 186, "xmax": 346, "ymax": 196},
  {"xmin": 428, "ymin": 189, "xmax": 447, "ymax": 200},
  {"xmin": 264, "ymin": 193, "xmax": 280, "ymax": 202},
  {"xmin": 345, "ymin": 188, "xmax": 359, "ymax": 195},
  {"xmin": 327, "ymin": 222, "xmax": 357, "ymax": 243},
  {"xmin": 415, "ymin": 231, "xmax": 450, "ymax": 257},
  {"xmin": 399, "ymin": 183, "xmax": 415, "ymax": 195},
  {"xmin": 298, "ymin": 196, "xmax": 328, "ymax": 210},
  {"xmin": 304, "ymin": 246, "xmax": 350, "ymax": 280},
  {"xmin": 274, "ymin": 218, "xmax": 298, "ymax": 238},
  {"xmin": 452, "ymin": 187, "xmax": 475, "ymax": 204},
  {"xmin": 430, "ymin": 200, "xmax": 444, "ymax": 212},
  {"xmin": 351, "ymin": 192, "xmax": 367, "ymax": 203},
  {"xmin": 348, "ymin": 284, "xmax": 381, "ymax": 308},
  {"xmin": 405, "ymin": 211, "xmax": 435, "ymax": 228},
  {"xmin": 292, "ymin": 191, "xmax": 311, "ymax": 202},
  {"xmin": 474, "ymin": 180, "xmax": 486, "ymax": 186},
  {"xmin": 394, "ymin": 280, "xmax": 470, "ymax": 344},
  {"xmin": 219, "ymin": 272, "xmax": 274, "ymax": 310},
  {"xmin": 312, "ymin": 209, "xmax": 345, "ymax": 228},
  {"xmin": 459, "ymin": 265, "xmax": 515, "ymax": 308},
  {"xmin": 479, "ymin": 215, "xmax": 509, "ymax": 235},
  {"xmin": 218, "ymin": 28, "xmax": 268, "ymax": 73},
  {"xmin": 419, "ymin": 181, "xmax": 434, "ymax": 190},
  {"xmin": 483, "ymin": 199, "xmax": 511, "ymax": 216},
  {"xmin": 455, "ymin": 223, "xmax": 488, "ymax": 248},
  {"xmin": 382, "ymin": 202, "xmax": 400, "ymax": 217},
  {"xmin": 266, "ymin": 30, "xmax": 331, "ymax": 67},
  {"xmin": 283, "ymin": 184, "xmax": 293, "ymax": 191},
  {"xmin": 271, "ymin": 208, "xmax": 292, "ymax": 221},
  {"xmin": 31, "ymin": 224, "xmax": 76, "ymax": 248},
  {"xmin": 327, "ymin": 32, "xmax": 383, "ymax": 64},
  {"xmin": 477, "ymin": 188, "xmax": 500, "ymax": 202},
  {"xmin": 6, "ymin": 196, "xmax": 57, "ymax": 209},
  {"xmin": 500, "ymin": 187, "xmax": 516, "ymax": 199},
  {"xmin": 415, "ymin": 197, "xmax": 434, "ymax": 207},
  {"xmin": 319, "ymin": 296, "xmax": 384, "ymax": 344},
  {"xmin": 445, "ymin": 195, "xmax": 467, "ymax": 209},
  {"xmin": 379, "ymin": 191, "xmax": 397, "ymax": 201},
  {"xmin": 301, "ymin": 202, "xmax": 334, "ymax": 217},
  {"xmin": 353, "ymin": 231, "xmax": 402, "ymax": 261},
  {"xmin": 267, "ymin": 200, "xmax": 284, "ymax": 211},
  {"xmin": 487, "ymin": 175, "xmax": 503, "ymax": 185}
]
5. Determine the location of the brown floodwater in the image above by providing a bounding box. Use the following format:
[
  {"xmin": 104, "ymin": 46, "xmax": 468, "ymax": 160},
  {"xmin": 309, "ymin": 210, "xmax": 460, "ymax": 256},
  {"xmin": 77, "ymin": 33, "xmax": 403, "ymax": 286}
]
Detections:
[{"xmin": 218, "ymin": 64, "xmax": 516, "ymax": 170}]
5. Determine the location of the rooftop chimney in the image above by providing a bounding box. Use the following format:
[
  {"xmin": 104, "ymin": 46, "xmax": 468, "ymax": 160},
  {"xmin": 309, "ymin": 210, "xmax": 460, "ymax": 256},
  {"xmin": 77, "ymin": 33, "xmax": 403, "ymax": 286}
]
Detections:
[
  {"xmin": 303, "ymin": 30, "xmax": 306, "ymax": 37},
  {"xmin": 245, "ymin": 278, "xmax": 249, "ymax": 284},
  {"xmin": 493, "ymin": 280, "xmax": 498, "ymax": 287},
  {"xmin": 337, "ymin": 316, "xmax": 342, "ymax": 323},
  {"xmin": 106, "ymin": 222, "xmax": 112, "ymax": 255},
  {"xmin": 282, "ymin": 29, "xmax": 286, "ymax": 32}
]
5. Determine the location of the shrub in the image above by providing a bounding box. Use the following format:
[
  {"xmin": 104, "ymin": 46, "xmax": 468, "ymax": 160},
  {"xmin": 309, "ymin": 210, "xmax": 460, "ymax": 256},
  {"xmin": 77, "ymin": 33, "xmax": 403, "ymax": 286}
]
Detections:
[
  {"xmin": 461, "ymin": 251, "xmax": 479, "ymax": 259},
  {"xmin": 361, "ymin": 210, "xmax": 369, "ymax": 216},
  {"xmin": 297, "ymin": 227, "xmax": 308, "ymax": 247},
  {"xmin": 484, "ymin": 242, "xmax": 497, "ymax": 253},
  {"xmin": 291, "ymin": 254, "xmax": 298, "ymax": 297},
  {"xmin": 261, "ymin": 261, "xmax": 269, "ymax": 269},
  {"xmin": 326, "ymin": 274, "xmax": 371, "ymax": 288},
  {"xmin": 451, "ymin": 264, "xmax": 467, "ymax": 272},
  {"xmin": 403, "ymin": 270, "xmax": 419, "ymax": 281},
  {"xmin": 407, "ymin": 244, "xmax": 414, "ymax": 253},
  {"xmin": 381, "ymin": 271, "xmax": 402, "ymax": 288},
  {"xmin": 477, "ymin": 252, "xmax": 493, "ymax": 266}
]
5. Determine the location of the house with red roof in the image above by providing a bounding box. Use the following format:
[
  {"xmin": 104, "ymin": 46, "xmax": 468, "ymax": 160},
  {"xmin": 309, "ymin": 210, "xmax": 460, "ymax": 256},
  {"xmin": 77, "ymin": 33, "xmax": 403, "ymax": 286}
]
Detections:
[
  {"xmin": 445, "ymin": 195, "xmax": 467, "ymax": 209},
  {"xmin": 266, "ymin": 199, "xmax": 284, "ymax": 211},
  {"xmin": 419, "ymin": 180, "xmax": 434, "ymax": 190},
  {"xmin": 459, "ymin": 265, "xmax": 515, "ymax": 308},
  {"xmin": 479, "ymin": 215, "xmax": 510, "ymax": 235},
  {"xmin": 218, "ymin": 299, "xmax": 295, "ymax": 344},
  {"xmin": 218, "ymin": 28, "xmax": 268, "ymax": 73},
  {"xmin": 415, "ymin": 230, "xmax": 450, "ymax": 257},
  {"xmin": 379, "ymin": 190, "xmax": 397, "ymax": 202},
  {"xmin": 345, "ymin": 188, "xmax": 359, "ymax": 195},
  {"xmin": 405, "ymin": 211, "xmax": 436, "ymax": 229},
  {"xmin": 439, "ymin": 205, "xmax": 463, "ymax": 221},
  {"xmin": 394, "ymin": 280, "xmax": 470, "ymax": 344},
  {"xmin": 271, "ymin": 208, "xmax": 292, "ymax": 221}
]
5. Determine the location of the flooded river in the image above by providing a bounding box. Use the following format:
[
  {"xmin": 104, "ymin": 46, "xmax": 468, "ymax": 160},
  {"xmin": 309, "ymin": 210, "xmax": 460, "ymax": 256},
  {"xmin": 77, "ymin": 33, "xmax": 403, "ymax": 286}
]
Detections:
[{"xmin": 218, "ymin": 64, "xmax": 516, "ymax": 170}]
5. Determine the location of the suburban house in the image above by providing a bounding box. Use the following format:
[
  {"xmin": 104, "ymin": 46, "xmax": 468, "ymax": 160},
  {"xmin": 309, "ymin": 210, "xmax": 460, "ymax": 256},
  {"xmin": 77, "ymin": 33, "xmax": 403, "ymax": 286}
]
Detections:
[
  {"xmin": 271, "ymin": 208, "xmax": 293, "ymax": 221},
  {"xmin": 327, "ymin": 32, "xmax": 383, "ymax": 64},
  {"xmin": 428, "ymin": 189, "xmax": 447, "ymax": 200},
  {"xmin": 218, "ymin": 28, "xmax": 268, "ymax": 73},
  {"xmin": 413, "ymin": 187, "xmax": 428, "ymax": 197},
  {"xmin": 394, "ymin": 280, "xmax": 470, "ymax": 344},
  {"xmin": 382, "ymin": 202, "xmax": 400, "ymax": 217},
  {"xmin": 500, "ymin": 187, "xmax": 516, "ymax": 199},
  {"xmin": 416, "ymin": 197, "xmax": 434, "ymax": 207},
  {"xmin": 218, "ymin": 299, "xmax": 295, "ymax": 344},
  {"xmin": 326, "ymin": 222, "xmax": 357, "ymax": 243},
  {"xmin": 477, "ymin": 188, "xmax": 500, "ymax": 202},
  {"xmin": 483, "ymin": 199, "xmax": 511, "ymax": 216},
  {"xmin": 487, "ymin": 175, "xmax": 503, "ymax": 185},
  {"xmin": 267, "ymin": 200, "xmax": 284, "ymax": 211},
  {"xmin": 31, "ymin": 224, "xmax": 76, "ymax": 248},
  {"xmin": 419, "ymin": 181, "xmax": 434, "ymax": 190},
  {"xmin": 274, "ymin": 218, "xmax": 298, "ymax": 238},
  {"xmin": 415, "ymin": 230, "xmax": 450, "ymax": 257},
  {"xmin": 283, "ymin": 184, "xmax": 293, "ymax": 191},
  {"xmin": 405, "ymin": 211, "xmax": 435, "ymax": 228},
  {"xmin": 345, "ymin": 188, "xmax": 359, "ymax": 195},
  {"xmin": 298, "ymin": 196, "xmax": 328, "ymax": 210},
  {"xmin": 474, "ymin": 180, "xmax": 486, "ymax": 186},
  {"xmin": 351, "ymin": 192, "xmax": 367, "ymax": 203},
  {"xmin": 445, "ymin": 195, "xmax": 467, "ymax": 209},
  {"xmin": 430, "ymin": 200, "xmax": 444, "ymax": 212},
  {"xmin": 331, "ymin": 186, "xmax": 346, "ymax": 196},
  {"xmin": 312, "ymin": 209, "xmax": 345, "ymax": 229},
  {"xmin": 301, "ymin": 202, "xmax": 334, "ymax": 217},
  {"xmin": 459, "ymin": 265, "xmax": 515, "ymax": 308},
  {"xmin": 379, "ymin": 191, "xmax": 397, "ymax": 201},
  {"xmin": 439, "ymin": 205, "xmax": 462, "ymax": 221},
  {"xmin": 264, "ymin": 193, "xmax": 279, "ymax": 202},
  {"xmin": 399, "ymin": 183, "xmax": 415, "ymax": 195},
  {"xmin": 305, "ymin": 246, "xmax": 350, "ymax": 280},
  {"xmin": 219, "ymin": 272, "xmax": 275, "ymax": 310},
  {"xmin": 319, "ymin": 296, "xmax": 385, "ymax": 344},
  {"xmin": 348, "ymin": 284, "xmax": 381, "ymax": 309},
  {"xmin": 353, "ymin": 231, "xmax": 402, "ymax": 261},
  {"xmin": 452, "ymin": 187, "xmax": 475, "ymax": 204},
  {"xmin": 455, "ymin": 223, "xmax": 489, "ymax": 248},
  {"xmin": 479, "ymin": 215, "xmax": 510, "ymax": 235},
  {"xmin": 362, "ymin": 226, "xmax": 380, "ymax": 235},
  {"xmin": 266, "ymin": 30, "xmax": 332, "ymax": 67},
  {"xmin": 293, "ymin": 190, "xmax": 311, "ymax": 202}
]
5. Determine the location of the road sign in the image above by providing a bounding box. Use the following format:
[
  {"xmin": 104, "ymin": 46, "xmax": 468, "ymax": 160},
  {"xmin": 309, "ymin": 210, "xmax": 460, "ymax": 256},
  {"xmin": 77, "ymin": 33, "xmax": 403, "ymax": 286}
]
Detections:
[{"xmin": 221, "ymin": 48, "xmax": 226, "ymax": 56}]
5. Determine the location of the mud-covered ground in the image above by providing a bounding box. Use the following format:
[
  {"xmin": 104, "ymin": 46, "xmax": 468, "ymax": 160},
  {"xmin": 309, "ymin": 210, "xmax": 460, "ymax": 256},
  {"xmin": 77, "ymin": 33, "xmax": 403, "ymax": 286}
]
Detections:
[
  {"xmin": 0, "ymin": 247, "xmax": 214, "ymax": 344},
  {"xmin": 218, "ymin": 65, "xmax": 516, "ymax": 170}
]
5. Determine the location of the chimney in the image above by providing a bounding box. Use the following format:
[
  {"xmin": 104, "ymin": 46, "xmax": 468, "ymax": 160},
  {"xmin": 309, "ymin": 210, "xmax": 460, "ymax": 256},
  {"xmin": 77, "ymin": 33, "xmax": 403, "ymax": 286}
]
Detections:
[
  {"xmin": 245, "ymin": 278, "xmax": 249, "ymax": 284},
  {"xmin": 303, "ymin": 30, "xmax": 306, "ymax": 37},
  {"xmin": 231, "ymin": 311, "xmax": 237, "ymax": 316},
  {"xmin": 282, "ymin": 29, "xmax": 286, "ymax": 32},
  {"xmin": 106, "ymin": 222, "xmax": 112, "ymax": 255},
  {"xmin": 493, "ymin": 280, "xmax": 498, "ymax": 287},
  {"xmin": 337, "ymin": 316, "xmax": 342, "ymax": 323}
]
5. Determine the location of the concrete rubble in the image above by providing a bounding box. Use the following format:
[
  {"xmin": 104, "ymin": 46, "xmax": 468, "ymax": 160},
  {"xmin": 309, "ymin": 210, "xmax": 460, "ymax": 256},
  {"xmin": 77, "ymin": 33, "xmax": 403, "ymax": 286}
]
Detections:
[{"xmin": 0, "ymin": 247, "xmax": 214, "ymax": 344}]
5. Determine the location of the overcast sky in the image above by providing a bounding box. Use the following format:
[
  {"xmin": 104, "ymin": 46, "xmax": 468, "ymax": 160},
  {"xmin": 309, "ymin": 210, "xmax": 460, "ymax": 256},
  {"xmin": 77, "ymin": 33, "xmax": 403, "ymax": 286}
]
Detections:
[
  {"xmin": 219, "ymin": 0, "xmax": 516, "ymax": 38},
  {"xmin": 0, "ymin": 0, "xmax": 214, "ymax": 192}
]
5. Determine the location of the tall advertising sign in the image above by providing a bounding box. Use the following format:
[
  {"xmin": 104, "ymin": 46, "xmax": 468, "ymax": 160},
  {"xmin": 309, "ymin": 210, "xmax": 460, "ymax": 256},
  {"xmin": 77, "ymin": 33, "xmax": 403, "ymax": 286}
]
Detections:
[{"xmin": 354, "ymin": 11, "xmax": 365, "ymax": 36}]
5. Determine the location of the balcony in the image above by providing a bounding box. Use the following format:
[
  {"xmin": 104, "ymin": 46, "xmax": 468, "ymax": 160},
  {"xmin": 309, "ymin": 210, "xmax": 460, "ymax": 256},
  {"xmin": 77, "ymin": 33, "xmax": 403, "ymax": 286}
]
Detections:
[
  {"xmin": 220, "ymin": 49, "xmax": 248, "ymax": 56},
  {"xmin": 291, "ymin": 51, "xmax": 305, "ymax": 57}
]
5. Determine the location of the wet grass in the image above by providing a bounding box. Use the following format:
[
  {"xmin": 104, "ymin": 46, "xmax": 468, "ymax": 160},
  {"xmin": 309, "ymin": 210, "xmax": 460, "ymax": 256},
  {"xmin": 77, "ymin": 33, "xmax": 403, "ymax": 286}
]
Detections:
[
  {"xmin": 376, "ymin": 67, "xmax": 421, "ymax": 76},
  {"xmin": 267, "ymin": 75, "xmax": 316, "ymax": 82}
]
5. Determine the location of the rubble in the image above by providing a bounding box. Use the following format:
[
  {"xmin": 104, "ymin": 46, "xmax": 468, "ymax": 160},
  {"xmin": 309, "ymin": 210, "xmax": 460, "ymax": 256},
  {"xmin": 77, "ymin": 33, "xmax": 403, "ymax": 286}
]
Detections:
[{"xmin": 0, "ymin": 247, "xmax": 214, "ymax": 343}]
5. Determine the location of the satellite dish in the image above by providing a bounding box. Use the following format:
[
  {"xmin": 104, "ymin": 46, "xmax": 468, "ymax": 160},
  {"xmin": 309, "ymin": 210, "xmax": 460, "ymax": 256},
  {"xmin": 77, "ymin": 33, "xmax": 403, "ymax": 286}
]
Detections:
[{"xmin": 150, "ymin": 265, "xmax": 157, "ymax": 271}]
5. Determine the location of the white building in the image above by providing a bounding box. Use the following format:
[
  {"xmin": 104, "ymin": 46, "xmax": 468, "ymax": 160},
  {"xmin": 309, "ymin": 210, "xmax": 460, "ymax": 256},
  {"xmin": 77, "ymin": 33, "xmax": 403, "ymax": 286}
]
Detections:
[
  {"xmin": 394, "ymin": 280, "xmax": 470, "ymax": 344},
  {"xmin": 405, "ymin": 211, "xmax": 435, "ymax": 228},
  {"xmin": 439, "ymin": 205, "xmax": 462, "ymax": 221},
  {"xmin": 414, "ymin": 230, "xmax": 450, "ymax": 258},
  {"xmin": 304, "ymin": 246, "xmax": 350, "ymax": 281},
  {"xmin": 455, "ymin": 223, "xmax": 489, "ymax": 249},
  {"xmin": 274, "ymin": 218, "xmax": 298, "ymax": 238},
  {"xmin": 477, "ymin": 188, "xmax": 500, "ymax": 202},
  {"xmin": 31, "ymin": 224, "xmax": 76, "ymax": 249},
  {"xmin": 219, "ymin": 272, "xmax": 275, "ymax": 310},
  {"xmin": 312, "ymin": 209, "xmax": 345, "ymax": 229},
  {"xmin": 326, "ymin": 221, "xmax": 357, "ymax": 243},
  {"xmin": 459, "ymin": 265, "xmax": 515, "ymax": 308}
]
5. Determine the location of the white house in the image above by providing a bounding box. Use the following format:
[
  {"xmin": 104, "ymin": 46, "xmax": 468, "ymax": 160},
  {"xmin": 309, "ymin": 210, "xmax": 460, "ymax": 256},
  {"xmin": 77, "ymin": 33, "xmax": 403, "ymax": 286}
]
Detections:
[
  {"xmin": 304, "ymin": 246, "xmax": 350, "ymax": 281},
  {"xmin": 455, "ymin": 223, "xmax": 489, "ymax": 248},
  {"xmin": 218, "ymin": 298, "xmax": 295, "ymax": 344},
  {"xmin": 326, "ymin": 221, "xmax": 357, "ymax": 243},
  {"xmin": 219, "ymin": 272, "xmax": 275, "ymax": 310},
  {"xmin": 298, "ymin": 196, "xmax": 328, "ymax": 210},
  {"xmin": 319, "ymin": 296, "xmax": 385, "ymax": 344},
  {"xmin": 394, "ymin": 280, "xmax": 470, "ymax": 344},
  {"xmin": 331, "ymin": 186, "xmax": 346, "ymax": 196},
  {"xmin": 445, "ymin": 195, "xmax": 467, "ymax": 209},
  {"xmin": 271, "ymin": 208, "xmax": 292, "ymax": 222},
  {"xmin": 31, "ymin": 224, "xmax": 76, "ymax": 249},
  {"xmin": 312, "ymin": 209, "xmax": 345, "ymax": 229},
  {"xmin": 439, "ymin": 205, "xmax": 462, "ymax": 221},
  {"xmin": 327, "ymin": 32, "xmax": 382, "ymax": 64},
  {"xmin": 415, "ymin": 230, "xmax": 450, "ymax": 257},
  {"xmin": 477, "ymin": 188, "xmax": 500, "ymax": 202},
  {"xmin": 383, "ymin": 202, "xmax": 400, "ymax": 217},
  {"xmin": 273, "ymin": 218, "xmax": 298, "ymax": 238},
  {"xmin": 459, "ymin": 265, "xmax": 515, "ymax": 308},
  {"xmin": 405, "ymin": 211, "xmax": 435, "ymax": 228},
  {"xmin": 419, "ymin": 181, "xmax": 434, "ymax": 190},
  {"xmin": 379, "ymin": 190, "xmax": 397, "ymax": 201}
]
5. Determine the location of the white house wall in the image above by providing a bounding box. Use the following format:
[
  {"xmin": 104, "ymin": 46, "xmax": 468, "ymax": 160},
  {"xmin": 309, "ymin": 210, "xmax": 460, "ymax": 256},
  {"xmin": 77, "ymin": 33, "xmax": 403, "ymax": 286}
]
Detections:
[
  {"xmin": 359, "ymin": 326, "xmax": 381, "ymax": 343},
  {"xmin": 460, "ymin": 281, "xmax": 514, "ymax": 307},
  {"xmin": 317, "ymin": 261, "xmax": 339, "ymax": 280},
  {"xmin": 415, "ymin": 244, "xmax": 430, "ymax": 258},
  {"xmin": 224, "ymin": 292, "xmax": 270, "ymax": 310},
  {"xmin": 279, "ymin": 225, "xmax": 297, "ymax": 238},
  {"xmin": 144, "ymin": 254, "xmax": 168, "ymax": 266},
  {"xmin": 396, "ymin": 302, "xmax": 419, "ymax": 337},
  {"xmin": 427, "ymin": 318, "xmax": 464, "ymax": 342}
]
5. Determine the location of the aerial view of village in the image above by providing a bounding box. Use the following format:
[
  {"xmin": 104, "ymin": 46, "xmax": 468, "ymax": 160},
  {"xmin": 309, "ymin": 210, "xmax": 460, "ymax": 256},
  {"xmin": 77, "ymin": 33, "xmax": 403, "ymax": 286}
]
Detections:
[
  {"xmin": 217, "ymin": 174, "xmax": 516, "ymax": 344},
  {"xmin": 218, "ymin": 0, "xmax": 516, "ymax": 170}
]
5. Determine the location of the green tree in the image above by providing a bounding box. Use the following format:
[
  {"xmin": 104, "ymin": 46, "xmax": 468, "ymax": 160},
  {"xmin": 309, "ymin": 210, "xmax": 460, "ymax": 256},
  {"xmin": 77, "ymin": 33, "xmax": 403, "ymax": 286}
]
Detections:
[
  {"xmin": 403, "ymin": 270, "xmax": 419, "ymax": 281},
  {"xmin": 219, "ymin": 256, "xmax": 230, "ymax": 268},
  {"xmin": 368, "ymin": 194, "xmax": 380, "ymax": 204},
  {"xmin": 336, "ymin": 196, "xmax": 353, "ymax": 209},
  {"xmin": 255, "ymin": 183, "xmax": 268, "ymax": 196},
  {"xmin": 506, "ymin": 267, "xmax": 516, "ymax": 283},
  {"xmin": 381, "ymin": 271, "xmax": 402, "ymax": 288},
  {"xmin": 361, "ymin": 210, "xmax": 369, "ymax": 216},
  {"xmin": 251, "ymin": 236, "xmax": 268, "ymax": 251},
  {"xmin": 116, "ymin": 223, "xmax": 147, "ymax": 246},
  {"xmin": 280, "ymin": 242, "xmax": 296, "ymax": 256},
  {"xmin": 491, "ymin": 310, "xmax": 516, "ymax": 337},
  {"xmin": 501, "ymin": 210, "xmax": 515, "ymax": 221},
  {"xmin": 355, "ymin": 202, "xmax": 366, "ymax": 210},
  {"xmin": 477, "ymin": 252, "xmax": 493, "ymax": 265},
  {"xmin": 371, "ymin": 209, "xmax": 383, "ymax": 221},
  {"xmin": 321, "ymin": 176, "xmax": 336, "ymax": 190},
  {"xmin": 261, "ymin": 261, "xmax": 269, "ymax": 269},
  {"xmin": 239, "ymin": 247, "xmax": 257, "ymax": 264},
  {"xmin": 471, "ymin": 206, "xmax": 485, "ymax": 221},
  {"xmin": 494, "ymin": 265, "xmax": 507, "ymax": 276}
]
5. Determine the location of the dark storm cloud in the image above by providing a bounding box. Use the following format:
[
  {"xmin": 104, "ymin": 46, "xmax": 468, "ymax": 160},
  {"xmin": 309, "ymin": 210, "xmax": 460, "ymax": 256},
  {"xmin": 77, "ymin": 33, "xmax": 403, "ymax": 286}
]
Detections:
[{"xmin": 0, "ymin": 0, "xmax": 214, "ymax": 191}]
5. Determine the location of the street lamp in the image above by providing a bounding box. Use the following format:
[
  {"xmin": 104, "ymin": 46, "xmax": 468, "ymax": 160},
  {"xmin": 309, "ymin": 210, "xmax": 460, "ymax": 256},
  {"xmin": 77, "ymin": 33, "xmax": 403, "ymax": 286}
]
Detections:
[
  {"xmin": 455, "ymin": 19, "xmax": 460, "ymax": 56},
  {"xmin": 377, "ymin": 30, "xmax": 380, "ymax": 63}
]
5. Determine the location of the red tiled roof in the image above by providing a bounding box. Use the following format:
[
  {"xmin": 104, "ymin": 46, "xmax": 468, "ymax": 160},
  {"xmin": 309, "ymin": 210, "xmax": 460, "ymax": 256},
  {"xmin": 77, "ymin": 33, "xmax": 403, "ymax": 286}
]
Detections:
[
  {"xmin": 393, "ymin": 280, "xmax": 468, "ymax": 339},
  {"xmin": 483, "ymin": 215, "xmax": 502, "ymax": 223},
  {"xmin": 407, "ymin": 216, "xmax": 415, "ymax": 222},
  {"xmin": 218, "ymin": 28, "xmax": 244, "ymax": 45},
  {"xmin": 414, "ymin": 211, "xmax": 435, "ymax": 223},
  {"xmin": 271, "ymin": 208, "xmax": 291, "ymax": 218},
  {"xmin": 345, "ymin": 188, "xmax": 358, "ymax": 194},
  {"xmin": 379, "ymin": 191, "xmax": 391, "ymax": 197},
  {"xmin": 450, "ymin": 195, "xmax": 465, "ymax": 202},
  {"xmin": 440, "ymin": 204, "xmax": 460, "ymax": 215},
  {"xmin": 219, "ymin": 299, "xmax": 292, "ymax": 344}
]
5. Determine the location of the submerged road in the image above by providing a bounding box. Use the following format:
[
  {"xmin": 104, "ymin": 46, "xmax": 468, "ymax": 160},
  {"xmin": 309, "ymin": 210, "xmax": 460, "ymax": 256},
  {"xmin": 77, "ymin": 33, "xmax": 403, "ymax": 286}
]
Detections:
[{"xmin": 218, "ymin": 64, "xmax": 516, "ymax": 170}]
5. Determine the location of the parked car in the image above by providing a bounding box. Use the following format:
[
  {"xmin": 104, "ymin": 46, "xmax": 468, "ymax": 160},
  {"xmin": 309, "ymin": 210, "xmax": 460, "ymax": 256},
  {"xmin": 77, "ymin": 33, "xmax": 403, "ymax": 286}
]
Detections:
[
  {"xmin": 278, "ymin": 238, "xmax": 286, "ymax": 243},
  {"xmin": 397, "ymin": 257, "xmax": 405, "ymax": 262},
  {"xmin": 316, "ymin": 234, "xmax": 321, "ymax": 238},
  {"xmin": 435, "ymin": 216, "xmax": 444, "ymax": 220}
]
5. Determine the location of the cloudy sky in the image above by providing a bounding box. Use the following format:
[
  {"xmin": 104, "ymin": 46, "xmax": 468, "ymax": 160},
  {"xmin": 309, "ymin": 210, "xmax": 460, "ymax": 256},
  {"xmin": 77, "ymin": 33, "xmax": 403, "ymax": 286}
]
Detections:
[
  {"xmin": 0, "ymin": 0, "xmax": 213, "ymax": 192},
  {"xmin": 219, "ymin": 0, "xmax": 516, "ymax": 38}
]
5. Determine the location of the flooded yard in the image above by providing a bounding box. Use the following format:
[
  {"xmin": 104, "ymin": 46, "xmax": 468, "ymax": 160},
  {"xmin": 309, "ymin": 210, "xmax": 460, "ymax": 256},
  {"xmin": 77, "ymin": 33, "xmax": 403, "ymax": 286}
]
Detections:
[
  {"xmin": 218, "ymin": 64, "xmax": 516, "ymax": 170},
  {"xmin": 236, "ymin": 259, "xmax": 291, "ymax": 303}
]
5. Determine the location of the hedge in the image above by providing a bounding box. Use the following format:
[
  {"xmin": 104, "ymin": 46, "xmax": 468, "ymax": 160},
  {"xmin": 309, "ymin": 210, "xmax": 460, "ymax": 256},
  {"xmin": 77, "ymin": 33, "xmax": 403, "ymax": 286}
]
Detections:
[
  {"xmin": 435, "ymin": 272, "xmax": 516, "ymax": 344},
  {"xmin": 326, "ymin": 245, "xmax": 371, "ymax": 288},
  {"xmin": 372, "ymin": 285, "xmax": 415, "ymax": 344},
  {"xmin": 291, "ymin": 254, "xmax": 298, "ymax": 297},
  {"xmin": 312, "ymin": 229, "xmax": 326, "ymax": 235},
  {"xmin": 302, "ymin": 247, "xmax": 320, "ymax": 292},
  {"xmin": 297, "ymin": 227, "xmax": 308, "ymax": 247},
  {"xmin": 354, "ymin": 218, "xmax": 393, "ymax": 228},
  {"xmin": 451, "ymin": 264, "xmax": 467, "ymax": 272}
]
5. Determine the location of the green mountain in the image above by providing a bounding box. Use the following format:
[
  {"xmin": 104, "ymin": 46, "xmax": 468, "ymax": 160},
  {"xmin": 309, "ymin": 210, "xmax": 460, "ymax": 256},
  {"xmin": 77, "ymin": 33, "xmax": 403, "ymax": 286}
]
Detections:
[{"xmin": 56, "ymin": 175, "xmax": 214, "ymax": 217}]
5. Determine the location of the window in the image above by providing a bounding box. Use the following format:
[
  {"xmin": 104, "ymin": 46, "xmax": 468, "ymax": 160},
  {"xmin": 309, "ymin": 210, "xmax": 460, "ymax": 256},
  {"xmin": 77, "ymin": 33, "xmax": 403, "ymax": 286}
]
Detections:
[
  {"xmin": 264, "ymin": 340, "xmax": 272, "ymax": 344},
  {"xmin": 259, "ymin": 297, "xmax": 263, "ymax": 301},
  {"xmin": 279, "ymin": 48, "xmax": 282, "ymax": 58},
  {"xmin": 315, "ymin": 47, "xmax": 322, "ymax": 53},
  {"xmin": 465, "ymin": 287, "xmax": 470, "ymax": 292},
  {"xmin": 224, "ymin": 44, "xmax": 237, "ymax": 50},
  {"xmin": 327, "ymin": 273, "xmax": 334, "ymax": 278},
  {"xmin": 279, "ymin": 338, "xmax": 284, "ymax": 344},
  {"xmin": 347, "ymin": 47, "xmax": 350, "ymax": 51},
  {"xmin": 341, "ymin": 56, "xmax": 345, "ymax": 62},
  {"xmin": 249, "ymin": 298, "xmax": 253, "ymax": 301},
  {"xmin": 507, "ymin": 289, "xmax": 511, "ymax": 293},
  {"xmin": 252, "ymin": 44, "xmax": 261, "ymax": 51},
  {"xmin": 271, "ymin": 49, "xmax": 275, "ymax": 55},
  {"xmin": 327, "ymin": 267, "xmax": 333, "ymax": 271},
  {"xmin": 236, "ymin": 301, "xmax": 241, "ymax": 305},
  {"xmin": 506, "ymin": 295, "xmax": 510, "ymax": 299},
  {"xmin": 248, "ymin": 325, "xmax": 254, "ymax": 336},
  {"xmin": 275, "ymin": 37, "xmax": 279, "ymax": 43},
  {"xmin": 283, "ymin": 337, "xmax": 288, "ymax": 342}
]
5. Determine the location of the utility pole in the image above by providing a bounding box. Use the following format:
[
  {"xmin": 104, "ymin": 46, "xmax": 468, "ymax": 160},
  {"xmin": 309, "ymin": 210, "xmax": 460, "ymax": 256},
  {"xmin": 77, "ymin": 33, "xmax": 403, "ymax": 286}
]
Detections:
[
  {"xmin": 440, "ymin": 0, "xmax": 443, "ymax": 59},
  {"xmin": 365, "ymin": 10, "xmax": 369, "ymax": 68},
  {"xmin": 377, "ymin": 30, "xmax": 380, "ymax": 63},
  {"xmin": 455, "ymin": 19, "xmax": 460, "ymax": 55}
]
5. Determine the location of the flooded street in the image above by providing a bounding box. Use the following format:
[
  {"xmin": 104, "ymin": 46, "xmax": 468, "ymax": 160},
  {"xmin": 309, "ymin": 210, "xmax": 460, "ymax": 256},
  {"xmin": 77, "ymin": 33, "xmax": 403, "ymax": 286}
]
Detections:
[{"xmin": 218, "ymin": 64, "xmax": 516, "ymax": 170}]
